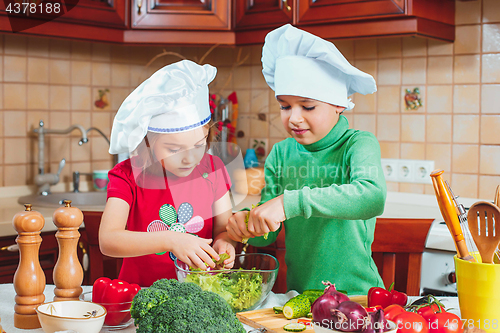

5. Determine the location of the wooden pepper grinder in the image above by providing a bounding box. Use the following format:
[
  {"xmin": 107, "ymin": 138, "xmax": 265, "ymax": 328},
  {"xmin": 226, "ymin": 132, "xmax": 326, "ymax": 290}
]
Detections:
[
  {"xmin": 52, "ymin": 200, "xmax": 84, "ymax": 301},
  {"xmin": 12, "ymin": 203, "xmax": 45, "ymax": 329}
]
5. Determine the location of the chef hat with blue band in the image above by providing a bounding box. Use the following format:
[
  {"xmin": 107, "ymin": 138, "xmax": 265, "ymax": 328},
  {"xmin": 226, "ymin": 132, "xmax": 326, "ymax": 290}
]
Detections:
[
  {"xmin": 262, "ymin": 24, "xmax": 377, "ymax": 110},
  {"xmin": 109, "ymin": 60, "xmax": 216, "ymax": 155}
]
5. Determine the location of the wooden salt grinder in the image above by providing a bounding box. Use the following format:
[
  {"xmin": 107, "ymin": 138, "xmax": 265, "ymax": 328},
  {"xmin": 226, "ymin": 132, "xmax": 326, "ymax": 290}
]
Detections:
[
  {"xmin": 12, "ymin": 203, "xmax": 45, "ymax": 329},
  {"xmin": 52, "ymin": 200, "xmax": 84, "ymax": 301}
]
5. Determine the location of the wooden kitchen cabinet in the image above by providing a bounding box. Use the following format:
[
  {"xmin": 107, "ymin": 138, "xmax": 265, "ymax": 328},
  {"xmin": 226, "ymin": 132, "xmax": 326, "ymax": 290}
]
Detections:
[
  {"xmin": 244, "ymin": 218, "xmax": 434, "ymax": 296},
  {"xmin": 131, "ymin": 0, "xmax": 231, "ymax": 30},
  {"xmin": 235, "ymin": 0, "xmax": 454, "ymax": 45},
  {"xmin": 0, "ymin": 229, "xmax": 91, "ymax": 285}
]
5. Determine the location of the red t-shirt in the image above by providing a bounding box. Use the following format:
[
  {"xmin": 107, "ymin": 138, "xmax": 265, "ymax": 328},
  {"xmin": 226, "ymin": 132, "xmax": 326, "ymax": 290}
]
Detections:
[{"xmin": 106, "ymin": 153, "xmax": 231, "ymax": 287}]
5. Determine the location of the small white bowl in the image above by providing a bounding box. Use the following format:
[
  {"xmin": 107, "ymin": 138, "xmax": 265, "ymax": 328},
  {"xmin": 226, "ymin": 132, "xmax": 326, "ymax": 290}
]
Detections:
[
  {"xmin": 36, "ymin": 300, "xmax": 106, "ymax": 333},
  {"xmin": 313, "ymin": 319, "xmax": 397, "ymax": 333}
]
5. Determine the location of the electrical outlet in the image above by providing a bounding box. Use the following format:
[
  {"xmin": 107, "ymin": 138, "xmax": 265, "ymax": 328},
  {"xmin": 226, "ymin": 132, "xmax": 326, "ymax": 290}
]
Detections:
[
  {"xmin": 414, "ymin": 160, "xmax": 435, "ymax": 184},
  {"xmin": 381, "ymin": 159, "xmax": 398, "ymax": 182},
  {"xmin": 397, "ymin": 159, "xmax": 415, "ymax": 183}
]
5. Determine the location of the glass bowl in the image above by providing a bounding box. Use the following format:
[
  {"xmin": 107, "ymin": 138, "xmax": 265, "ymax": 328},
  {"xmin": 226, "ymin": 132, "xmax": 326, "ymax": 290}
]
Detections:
[
  {"xmin": 80, "ymin": 291, "xmax": 134, "ymax": 330},
  {"xmin": 175, "ymin": 253, "xmax": 279, "ymax": 312}
]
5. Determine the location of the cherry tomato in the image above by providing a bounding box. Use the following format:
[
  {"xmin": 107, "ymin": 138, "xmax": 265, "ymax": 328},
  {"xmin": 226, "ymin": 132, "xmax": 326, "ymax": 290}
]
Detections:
[
  {"xmin": 384, "ymin": 304, "xmax": 406, "ymax": 321},
  {"xmin": 428, "ymin": 312, "xmax": 463, "ymax": 333},
  {"xmin": 417, "ymin": 303, "xmax": 445, "ymax": 321},
  {"xmin": 393, "ymin": 312, "xmax": 429, "ymax": 333}
]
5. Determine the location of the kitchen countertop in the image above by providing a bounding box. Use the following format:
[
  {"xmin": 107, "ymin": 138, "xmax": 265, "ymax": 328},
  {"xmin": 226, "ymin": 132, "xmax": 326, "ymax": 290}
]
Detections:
[{"xmin": 0, "ymin": 283, "xmax": 460, "ymax": 333}]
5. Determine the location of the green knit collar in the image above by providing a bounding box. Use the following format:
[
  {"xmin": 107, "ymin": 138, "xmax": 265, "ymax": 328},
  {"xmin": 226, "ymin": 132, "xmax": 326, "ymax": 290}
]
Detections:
[{"xmin": 302, "ymin": 115, "xmax": 349, "ymax": 152}]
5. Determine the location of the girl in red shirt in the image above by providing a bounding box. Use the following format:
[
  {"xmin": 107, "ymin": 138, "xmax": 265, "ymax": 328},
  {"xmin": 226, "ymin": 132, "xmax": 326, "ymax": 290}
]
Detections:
[{"xmin": 99, "ymin": 60, "xmax": 237, "ymax": 287}]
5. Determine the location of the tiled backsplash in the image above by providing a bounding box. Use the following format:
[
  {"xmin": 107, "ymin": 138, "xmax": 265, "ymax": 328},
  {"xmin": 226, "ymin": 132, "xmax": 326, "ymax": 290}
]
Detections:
[{"xmin": 1, "ymin": 0, "xmax": 499, "ymax": 200}]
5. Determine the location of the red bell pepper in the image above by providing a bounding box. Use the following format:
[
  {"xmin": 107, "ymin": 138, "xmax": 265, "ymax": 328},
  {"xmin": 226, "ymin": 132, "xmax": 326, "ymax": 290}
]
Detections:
[
  {"xmin": 367, "ymin": 282, "xmax": 408, "ymax": 308},
  {"xmin": 92, "ymin": 277, "xmax": 140, "ymax": 326}
]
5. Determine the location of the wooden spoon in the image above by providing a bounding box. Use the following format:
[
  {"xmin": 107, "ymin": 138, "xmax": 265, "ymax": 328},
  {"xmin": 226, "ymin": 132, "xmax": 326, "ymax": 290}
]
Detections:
[{"xmin": 467, "ymin": 201, "xmax": 500, "ymax": 264}]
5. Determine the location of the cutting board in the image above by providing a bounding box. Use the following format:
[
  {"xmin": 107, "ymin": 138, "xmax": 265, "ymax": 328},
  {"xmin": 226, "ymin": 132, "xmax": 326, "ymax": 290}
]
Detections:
[{"xmin": 237, "ymin": 295, "xmax": 367, "ymax": 333}]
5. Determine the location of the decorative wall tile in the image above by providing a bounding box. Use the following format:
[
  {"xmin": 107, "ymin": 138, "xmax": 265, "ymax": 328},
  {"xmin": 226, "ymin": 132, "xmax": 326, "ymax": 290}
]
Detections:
[{"xmin": 453, "ymin": 115, "xmax": 479, "ymax": 143}]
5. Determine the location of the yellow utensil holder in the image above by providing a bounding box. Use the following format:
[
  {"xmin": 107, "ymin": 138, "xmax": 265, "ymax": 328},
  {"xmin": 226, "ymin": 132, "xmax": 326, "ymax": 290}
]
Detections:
[{"xmin": 454, "ymin": 254, "xmax": 500, "ymax": 333}]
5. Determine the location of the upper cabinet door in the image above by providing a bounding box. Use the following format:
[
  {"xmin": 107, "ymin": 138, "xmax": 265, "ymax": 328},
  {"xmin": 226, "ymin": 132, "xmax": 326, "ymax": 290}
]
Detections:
[
  {"xmin": 296, "ymin": 0, "xmax": 405, "ymax": 26},
  {"xmin": 234, "ymin": 0, "xmax": 292, "ymax": 30},
  {"xmin": 131, "ymin": 0, "xmax": 230, "ymax": 30},
  {"xmin": 60, "ymin": 0, "xmax": 129, "ymax": 28}
]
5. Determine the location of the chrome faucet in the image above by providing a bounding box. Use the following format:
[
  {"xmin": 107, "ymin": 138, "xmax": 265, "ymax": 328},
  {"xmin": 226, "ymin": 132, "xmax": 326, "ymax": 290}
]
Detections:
[{"xmin": 33, "ymin": 120, "xmax": 88, "ymax": 195}]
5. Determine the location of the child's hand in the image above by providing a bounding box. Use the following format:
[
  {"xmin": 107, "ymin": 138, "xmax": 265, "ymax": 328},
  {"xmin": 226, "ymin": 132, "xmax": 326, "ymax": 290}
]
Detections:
[
  {"xmin": 247, "ymin": 195, "xmax": 285, "ymax": 237},
  {"xmin": 170, "ymin": 233, "xmax": 219, "ymax": 270},
  {"xmin": 212, "ymin": 235, "xmax": 236, "ymax": 269},
  {"xmin": 227, "ymin": 211, "xmax": 254, "ymax": 242}
]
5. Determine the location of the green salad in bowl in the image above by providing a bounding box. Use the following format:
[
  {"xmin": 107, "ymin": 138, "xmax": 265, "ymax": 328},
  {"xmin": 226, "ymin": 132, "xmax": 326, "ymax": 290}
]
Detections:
[{"xmin": 174, "ymin": 253, "xmax": 279, "ymax": 312}]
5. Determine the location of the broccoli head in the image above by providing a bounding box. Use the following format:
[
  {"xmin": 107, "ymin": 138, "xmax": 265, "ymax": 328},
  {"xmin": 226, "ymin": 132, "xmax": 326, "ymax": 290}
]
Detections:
[{"xmin": 130, "ymin": 279, "xmax": 245, "ymax": 333}]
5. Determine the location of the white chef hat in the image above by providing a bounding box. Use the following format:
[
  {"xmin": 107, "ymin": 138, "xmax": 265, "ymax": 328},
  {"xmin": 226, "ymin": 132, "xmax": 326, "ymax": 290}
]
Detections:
[
  {"xmin": 262, "ymin": 24, "xmax": 376, "ymax": 110},
  {"xmin": 109, "ymin": 60, "xmax": 217, "ymax": 155}
]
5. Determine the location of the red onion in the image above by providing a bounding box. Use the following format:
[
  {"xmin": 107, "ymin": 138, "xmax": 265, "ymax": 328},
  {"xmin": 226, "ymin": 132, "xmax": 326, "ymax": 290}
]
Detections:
[
  {"xmin": 330, "ymin": 301, "xmax": 369, "ymax": 332},
  {"xmin": 362, "ymin": 309, "xmax": 389, "ymax": 333},
  {"xmin": 311, "ymin": 281, "xmax": 350, "ymax": 328}
]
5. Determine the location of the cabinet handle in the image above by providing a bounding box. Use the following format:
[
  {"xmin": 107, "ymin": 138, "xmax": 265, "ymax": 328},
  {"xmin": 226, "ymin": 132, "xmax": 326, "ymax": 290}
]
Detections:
[
  {"xmin": 137, "ymin": 0, "xmax": 143, "ymax": 14},
  {"xmin": 282, "ymin": 0, "xmax": 291, "ymax": 11},
  {"xmin": 1, "ymin": 244, "xmax": 19, "ymax": 252}
]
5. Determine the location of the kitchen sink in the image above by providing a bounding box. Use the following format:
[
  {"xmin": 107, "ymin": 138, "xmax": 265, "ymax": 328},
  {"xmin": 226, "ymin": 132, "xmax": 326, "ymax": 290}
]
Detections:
[{"xmin": 18, "ymin": 191, "xmax": 107, "ymax": 208}]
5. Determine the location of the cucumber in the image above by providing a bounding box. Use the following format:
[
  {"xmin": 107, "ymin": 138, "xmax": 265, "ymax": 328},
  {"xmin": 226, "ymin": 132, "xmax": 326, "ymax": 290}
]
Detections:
[
  {"xmin": 282, "ymin": 294, "xmax": 311, "ymax": 320},
  {"xmin": 302, "ymin": 289, "xmax": 324, "ymax": 303},
  {"xmin": 283, "ymin": 323, "xmax": 306, "ymax": 332},
  {"xmin": 273, "ymin": 306, "xmax": 283, "ymax": 314}
]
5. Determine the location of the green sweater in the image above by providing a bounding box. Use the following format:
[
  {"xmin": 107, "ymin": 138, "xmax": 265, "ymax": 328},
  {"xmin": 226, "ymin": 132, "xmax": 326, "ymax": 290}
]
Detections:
[{"xmin": 249, "ymin": 115, "xmax": 386, "ymax": 295}]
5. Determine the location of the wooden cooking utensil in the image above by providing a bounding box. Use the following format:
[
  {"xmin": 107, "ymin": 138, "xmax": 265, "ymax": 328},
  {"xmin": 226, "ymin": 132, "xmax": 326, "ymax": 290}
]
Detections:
[{"xmin": 467, "ymin": 201, "xmax": 500, "ymax": 264}]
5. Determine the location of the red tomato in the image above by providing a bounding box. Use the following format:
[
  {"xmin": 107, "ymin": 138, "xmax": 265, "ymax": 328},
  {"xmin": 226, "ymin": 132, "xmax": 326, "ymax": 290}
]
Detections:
[
  {"xmin": 428, "ymin": 312, "xmax": 463, "ymax": 333},
  {"xmin": 384, "ymin": 304, "xmax": 406, "ymax": 321},
  {"xmin": 393, "ymin": 312, "xmax": 429, "ymax": 333},
  {"xmin": 417, "ymin": 303, "xmax": 446, "ymax": 321}
]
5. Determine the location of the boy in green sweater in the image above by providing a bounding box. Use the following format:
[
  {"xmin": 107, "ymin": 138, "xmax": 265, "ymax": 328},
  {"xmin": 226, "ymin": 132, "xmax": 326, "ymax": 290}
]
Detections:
[{"xmin": 226, "ymin": 24, "xmax": 386, "ymax": 295}]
